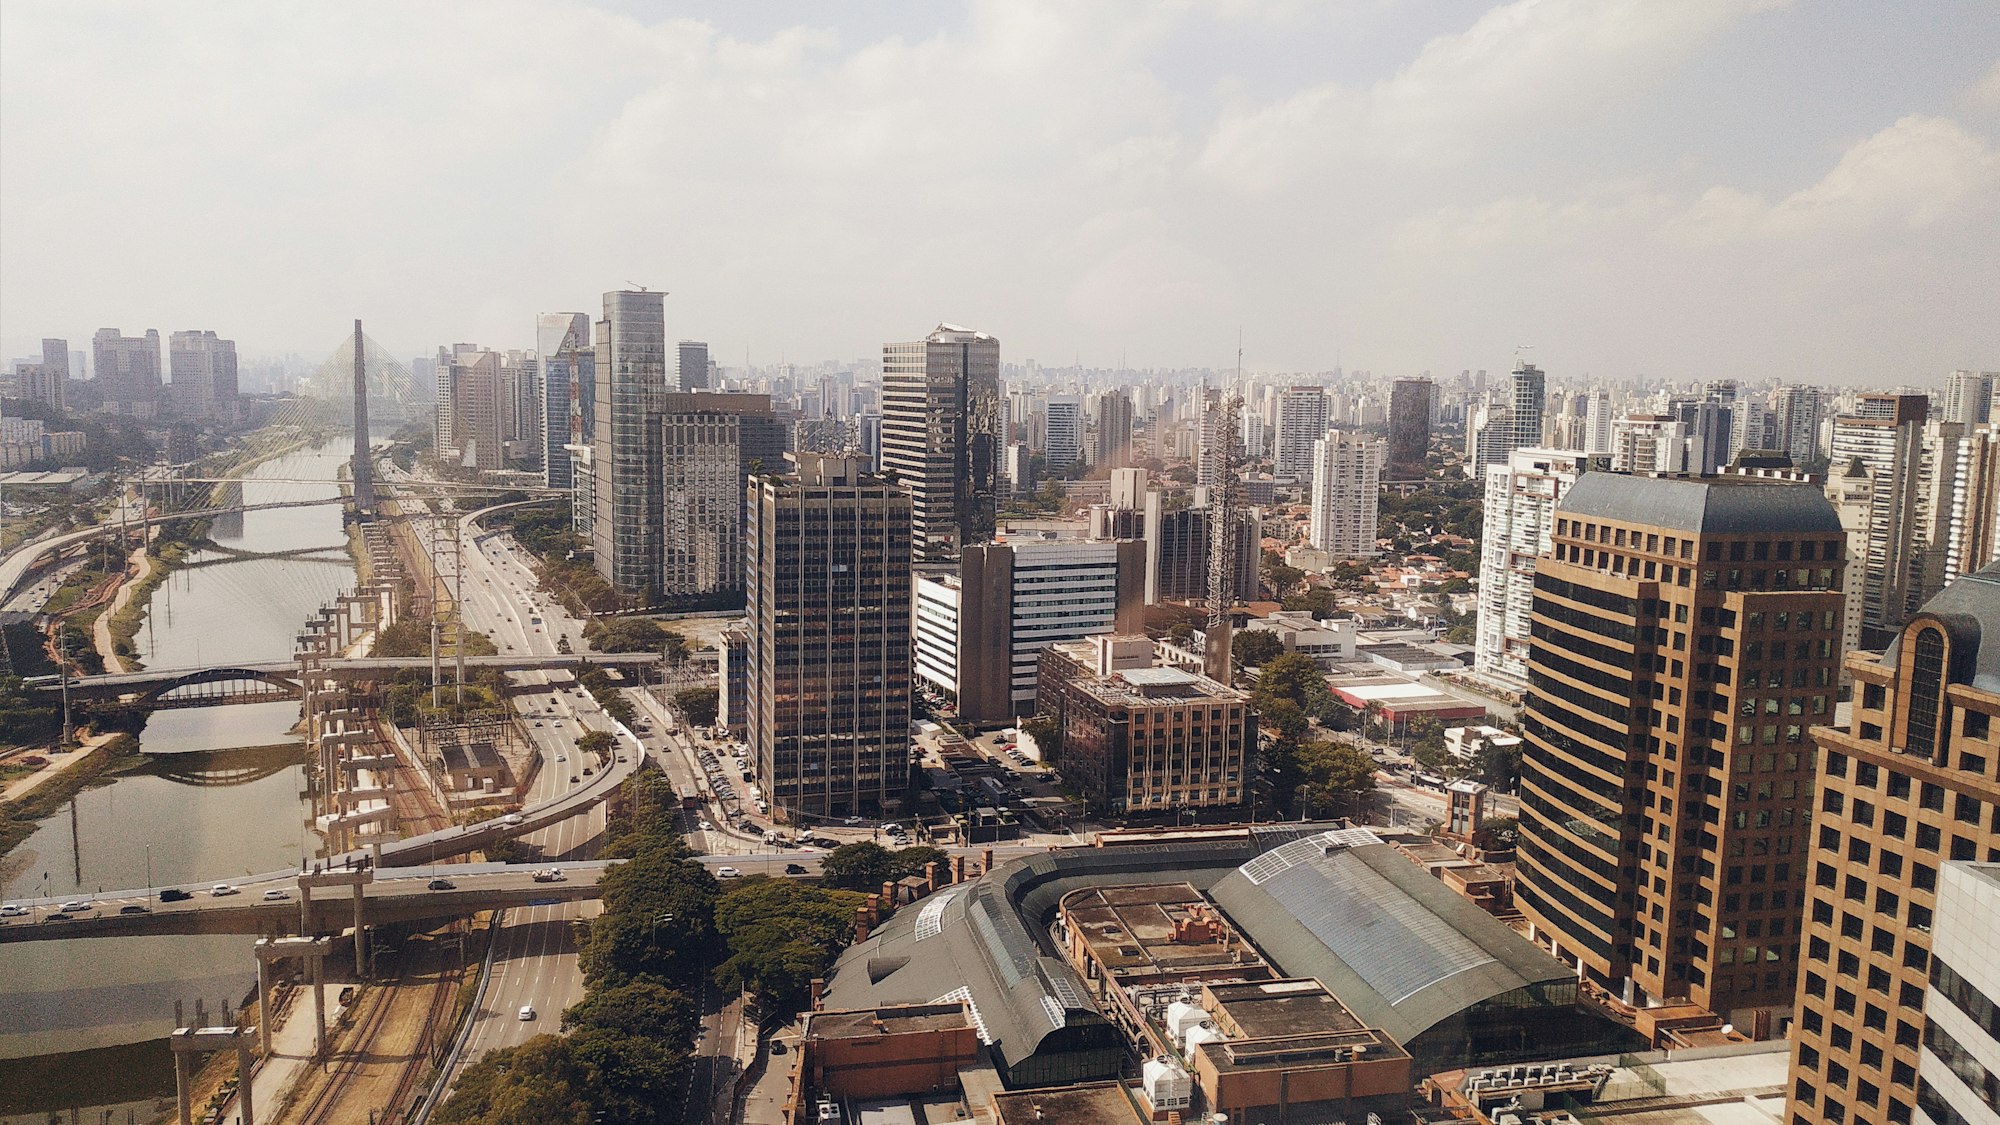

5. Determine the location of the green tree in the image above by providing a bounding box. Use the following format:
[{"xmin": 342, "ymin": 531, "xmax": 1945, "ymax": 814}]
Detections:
[
  {"xmin": 1474, "ymin": 736, "xmax": 1523, "ymax": 790},
  {"xmin": 710, "ymin": 877, "xmax": 867, "ymax": 1007},
  {"xmin": 578, "ymin": 730, "xmax": 615, "ymax": 758},
  {"xmin": 1019, "ymin": 712, "xmax": 1061, "ymax": 761},
  {"xmin": 1231, "ymin": 629, "xmax": 1285, "ymax": 669},
  {"xmin": 1296, "ymin": 741, "xmax": 1378, "ymax": 817},
  {"xmin": 673, "ymin": 686, "xmax": 718, "ymax": 728},
  {"xmin": 563, "ymin": 979, "xmax": 697, "ymax": 1043},
  {"xmin": 434, "ymin": 1035, "xmax": 592, "ymax": 1125},
  {"xmin": 1254, "ymin": 652, "xmax": 1326, "ymax": 710},
  {"xmin": 888, "ymin": 845, "xmax": 949, "ymax": 881},
  {"xmin": 584, "ymin": 617, "xmax": 687, "ymax": 656},
  {"xmin": 1471, "ymin": 814, "xmax": 1519, "ymax": 852},
  {"xmin": 818, "ymin": 841, "xmax": 896, "ymax": 891}
]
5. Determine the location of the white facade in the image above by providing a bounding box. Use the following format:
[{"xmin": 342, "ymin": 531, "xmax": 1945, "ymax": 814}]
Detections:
[
  {"xmin": 1918, "ymin": 862, "xmax": 2000, "ymax": 1125},
  {"xmin": 1610, "ymin": 414, "xmax": 1694, "ymax": 473},
  {"xmin": 1307, "ymin": 429, "xmax": 1382, "ymax": 557},
  {"xmin": 913, "ymin": 573, "xmax": 962, "ymax": 698},
  {"xmin": 1005, "ymin": 540, "xmax": 1124, "ymax": 709},
  {"xmin": 1474, "ymin": 448, "xmax": 1602, "ymax": 686},
  {"xmin": 1240, "ymin": 610, "xmax": 1357, "ymax": 668},
  {"xmin": 1274, "ymin": 386, "xmax": 1330, "ymax": 480}
]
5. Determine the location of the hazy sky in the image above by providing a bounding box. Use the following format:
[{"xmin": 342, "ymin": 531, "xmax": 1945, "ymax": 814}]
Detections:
[{"xmin": 3, "ymin": 1, "xmax": 1996, "ymax": 385}]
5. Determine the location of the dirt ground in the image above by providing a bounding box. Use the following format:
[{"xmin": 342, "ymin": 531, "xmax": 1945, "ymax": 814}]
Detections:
[{"xmin": 270, "ymin": 926, "xmax": 467, "ymax": 1125}]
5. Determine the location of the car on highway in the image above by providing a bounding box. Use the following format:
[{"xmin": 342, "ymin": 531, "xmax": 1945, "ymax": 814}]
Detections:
[
  {"xmin": 716, "ymin": 866, "xmax": 743, "ymax": 878},
  {"xmin": 501, "ymin": 813, "xmax": 524, "ymax": 825},
  {"xmin": 784, "ymin": 863, "xmax": 809, "ymax": 875},
  {"xmin": 160, "ymin": 888, "xmax": 192, "ymax": 902},
  {"xmin": 262, "ymin": 889, "xmax": 291, "ymax": 901},
  {"xmin": 518, "ymin": 1005, "xmax": 536, "ymax": 1021},
  {"xmin": 58, "ymin": 900, "xmax": 91, "ymax": 912},
  {"xmin": 532, "ymin": 869, "xmax": 567, "ymax": 883},
  {"xmin": 211, "ymin": 884, "xmax": 239, "ymax": 896},
  {"xmin": 119, "ymin": 904, "xmax": 151, "ymax": 915},
  {"xmin": 427, "ymin": 878, "xmax": 457, "ymax": 890},
  {"xmin": 0, "ymin": 904, "xmax": 25, "ymax": 917}
]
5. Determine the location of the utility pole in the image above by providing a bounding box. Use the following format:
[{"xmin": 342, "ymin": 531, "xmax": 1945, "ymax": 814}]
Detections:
[{"xmin": 58, "ymin": 628, "xmax": 74, "ymax": 747}]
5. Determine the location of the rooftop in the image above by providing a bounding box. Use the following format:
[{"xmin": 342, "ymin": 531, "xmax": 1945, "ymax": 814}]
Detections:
[
  {"xmin": 1207, "ymin": 978, "xmax": 1366, "ymax": 1038},
  {"xmin": 1884, "ymin": 559, "xmax": 2000, "ymax": 693},
  {"xmin": 1207, "ymin": 829, "xmax": 1575, "ymax": 1048},
  {"xmin": 1063, "ymin": 883, "xmax": 1264, "ymax": 981},
  {"xmin": 991, "ymin": 1083, "xmax": 1145, "ymax": 1125},
  {"xmin": 805, "ymin": 1003, "xmax": 972, "ymax": 1041},
  {"xmin": 1556, "ymin": 473, "xmax": 1841, "ymax": 536}
]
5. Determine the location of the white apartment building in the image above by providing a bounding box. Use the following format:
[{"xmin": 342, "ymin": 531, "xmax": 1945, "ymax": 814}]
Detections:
[
  {"xmin": 1274, "ymin": 386, "xmax": 1330, "ymax": 480},
  {"xmin": 1307, "ymin": 429, "xmax": 1382, "ymax": 558},
  {"xmin": 1474, "ymin": 448, "xmax": 1604, "ymax": 686}
]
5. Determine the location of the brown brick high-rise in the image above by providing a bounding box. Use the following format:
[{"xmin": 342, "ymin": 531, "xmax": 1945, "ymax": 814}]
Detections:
[
  {"xmin": 1784, "ymin": 562, "xmax": 2000, "ymax": 1125},
  {"xmin": 1516, "ymin": 472, "xmax": 1846, "ymax": 1033}
]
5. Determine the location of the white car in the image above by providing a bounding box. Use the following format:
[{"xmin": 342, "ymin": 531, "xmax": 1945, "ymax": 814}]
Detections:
[
  {"xmin": 211, "ymin": 884, "xmax": 239, "ymax": 897},
  {"xmin": 0, "ymin": 904, "xmax": 26, "ymax": 917},
  {"xmin": 262, "ymin": 889, "xmax": 291, "ymax": 901},
  {"xmin": 58, "ymin": 900, "xmax": 91, "ymax": 913},
  {"xmin": 519, "ymin": 1005, "xmax": 536, "ymax": 1021},
  {"xmin": 716, "ymin": 866, "xmax": 743, "ymax": 878}
]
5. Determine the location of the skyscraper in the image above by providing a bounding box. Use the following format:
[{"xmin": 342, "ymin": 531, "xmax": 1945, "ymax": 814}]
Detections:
[
  {"xmin": 1387, "ymin": 378, "xmax": 1434, "ymax": 480},
  {"xmin": 449, "ymin": 349, "xmax": 505, "ymax": 471},
  {"xmin": 1094, "ymin": 389, "xmax": 1134, "ymax": 470},
  {"xmin": 1783, "ymin": 563, "xmax": 2000, "ymax": 1125},
  {"xmin": 8, "ymin": 339, "xmax": 68, "ymax": 410},
  {"xmin": 1515, "ymin": 473, "xmax": 1845, "ymax": 1026},
  {"xmin": 1584, "ymin": 390, "xmax": 1615, "ymax": 455},
  {"xmin": 92, "ymin": 328, "xmax": 161, "ymax": 416},
  {"xmin": 1307, "ymin": 430, "xmax": 1383, "ymax": 558},
  {"xmin": 1941, "ymin": 369, "xmax": 1997, "ymax": 425},
  {"xmin": 592, "ymin": 289, "xmax": 669, "ymax": 597},
  {"xmin": 658, "ymin": 392, "xmax": 780, "ymax": 603},
  {"xmin": 1045, "ymin": 394, "xmax": 1083, "ymax": 471},
  {"xmin": 1274, "ymin": 386, "xmax": 1330, "ymax": 480},
  {"xmin": 748, "ymin": 453, "xmax": 914, "ymax": 820},
  {"xmin": 1511, "ymin": 362, "xmax": 1548, "ymax": 454},
  {"xmin": 1828, "ymin": 393, "xmax": 1932, "ymax": 646},
  {"xmin": 1778, "ymin": 385, "xmax": 1825, "ymax": 467},
  {"xmin": 1473, "ymin": 448, "xmax": 1606, "ymax": 687},
  {"xmin": 536, "ymin": 312, "xmax": 593, "ymax": 492},
  {"xmin": 678, "ymin": 340, "xmax": 710, "ymax": 392},
  {"xmin": 165, "ymin": 330, "xmax": 239, "ymax": 423},
  {"xmin": 880, "ymin": 324, "xmax": 1002, "ymax": 559}
]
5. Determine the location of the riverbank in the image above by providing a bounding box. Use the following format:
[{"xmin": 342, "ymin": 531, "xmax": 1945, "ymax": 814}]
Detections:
[{"xmin": 0, "ymin": 733, "xmax": 139, "ymax": 877}]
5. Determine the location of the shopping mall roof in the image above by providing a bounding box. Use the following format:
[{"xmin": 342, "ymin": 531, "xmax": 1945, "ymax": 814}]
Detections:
[{"xmin": 1207, "ymin": 828, "xmax": 1573, "ymax": 1049}]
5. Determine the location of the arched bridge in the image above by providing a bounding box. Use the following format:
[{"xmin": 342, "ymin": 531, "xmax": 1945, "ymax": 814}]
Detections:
[{"xmin": 140, "ymin": 666, "xmax": 305, "ymax": 710}]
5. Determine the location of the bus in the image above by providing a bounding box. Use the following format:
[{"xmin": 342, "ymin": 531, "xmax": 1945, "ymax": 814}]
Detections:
[{"xmin": 1415, "ymin": 773, "xmax": 1448, "ymax": 790}]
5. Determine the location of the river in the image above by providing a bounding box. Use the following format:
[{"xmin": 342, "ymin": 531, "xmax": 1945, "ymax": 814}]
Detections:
[{"xmin": 0, "ymin": 435, "xmax": 358, "ymax": 1117}]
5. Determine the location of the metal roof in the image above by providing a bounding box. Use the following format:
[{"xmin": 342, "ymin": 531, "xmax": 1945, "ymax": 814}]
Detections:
[
  {"xmin": 1556, "ymin": 472, "xmax": 1842, "ymax": 536},
  {"xmin": 1883, "ymin": 559, "xmax": 2000, "ymax": 693},
  {"xmin": 1208, "ymin": 831, "xmax": 1574, "ymax": 1048}
]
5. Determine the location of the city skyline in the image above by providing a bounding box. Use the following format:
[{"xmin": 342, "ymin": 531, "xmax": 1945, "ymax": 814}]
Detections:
[{"xmin": 3, "ymin": 2, "xmax": 1997, "ymax": 383}]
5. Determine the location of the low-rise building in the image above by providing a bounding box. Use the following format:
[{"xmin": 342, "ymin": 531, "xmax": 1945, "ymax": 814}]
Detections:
[
  {"xmin": 1037, "ymin": 636, "xmax": 1253, "ymax": 816},
  {"xmin": 1444, "ymin": 725, "xmax": 1521, "ymax": 765},
  {"xmin": 800, "ymin": 1002, "xmax": 981, "ymax": 1101},
  {"xmin": 1241, "ymin": 610, "xmax": 1357, "ymax": 668}
]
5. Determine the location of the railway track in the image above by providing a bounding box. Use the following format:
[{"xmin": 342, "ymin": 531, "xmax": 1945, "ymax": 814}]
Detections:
[
  {"xmin": 292, "ymin": 977, "xmax": 395, "ymax": 1125},
  {"xmin": 288, "ymin": 926, "xmax": 466, "ymax": 1125}
]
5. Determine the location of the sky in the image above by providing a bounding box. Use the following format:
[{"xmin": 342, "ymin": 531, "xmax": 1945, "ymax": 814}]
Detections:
[{"xmin": 2, "ymin": 0, "xmax": 1997, "ymax": 386}]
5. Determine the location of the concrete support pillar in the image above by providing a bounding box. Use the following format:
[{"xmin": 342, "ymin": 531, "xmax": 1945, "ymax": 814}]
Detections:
[
  {"xmin": 257, "ymin": 957, "xmax": 272, "ymax": 1055},
  {"xmin": 236, "ymin": 1042, "xmax": 255, "ymax": 1125},
  {"xmin": 312, "ymin": 952, "xmax": 326, "ymax": 1059},
  {"xmin": 174, "ymin": 1050, "xmax": 192, "ymax": 1125},
  {"xmin": 353, "ymin": 881, "xmax": 366, "ymax": 975}
]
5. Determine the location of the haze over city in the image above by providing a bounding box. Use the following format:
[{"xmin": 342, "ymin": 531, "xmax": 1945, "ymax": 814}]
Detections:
[{"xmin": 3, "ymin": 0, "xmax": 1998, "ymax": 383}]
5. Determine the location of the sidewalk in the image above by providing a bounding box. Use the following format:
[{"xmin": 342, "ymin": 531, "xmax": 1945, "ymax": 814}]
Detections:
[
  {"xmin": 213, "ymin": 979, "xmax": 353, "ymax": 1125},
  {"xmin": 1, "ymin": 729, "xmax": 125, "ymax": 806},
  {"xmin": 92, "ymin": 543, "xmax": 153, "ymax": 675},
  {"xmin": 737, "ymin": 1019, "xmax": 802, "ymax": 1125}
]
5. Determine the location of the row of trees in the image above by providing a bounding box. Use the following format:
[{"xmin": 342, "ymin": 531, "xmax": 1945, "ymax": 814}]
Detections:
[
  {"xmin": 441, "ymin": 768, "xmax": 869, "ymax": 1124},
  {"xmin": 1248, "ymin": 652, "xmax": 1377, "ymax": 819}
]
